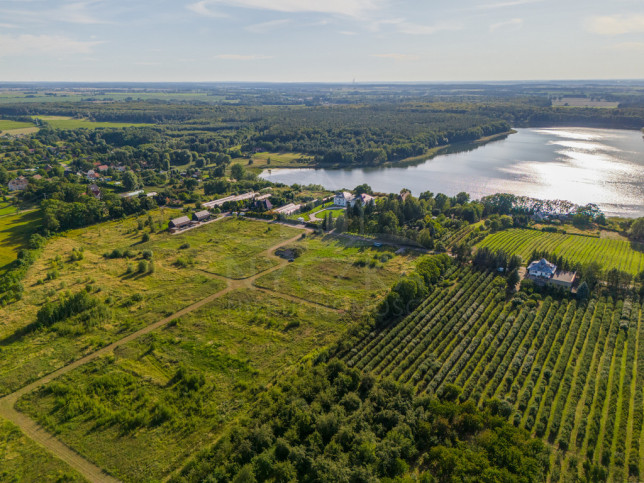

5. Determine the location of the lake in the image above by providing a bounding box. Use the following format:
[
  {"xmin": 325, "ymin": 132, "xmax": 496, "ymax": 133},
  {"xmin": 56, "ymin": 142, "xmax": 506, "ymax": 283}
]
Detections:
[{"xmin": 259, "ymin": 127, "xmax": 644, "ymax": 218}]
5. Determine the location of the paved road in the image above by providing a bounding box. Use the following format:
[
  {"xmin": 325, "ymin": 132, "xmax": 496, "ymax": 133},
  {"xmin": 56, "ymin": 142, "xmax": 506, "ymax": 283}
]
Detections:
[{"xmin": 0, "ymin": 228, "xmax": 309, "ymax": 483}]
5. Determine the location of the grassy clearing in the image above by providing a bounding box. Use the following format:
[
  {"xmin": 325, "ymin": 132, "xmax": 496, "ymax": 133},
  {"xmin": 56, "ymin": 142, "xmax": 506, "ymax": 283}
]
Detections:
[
  {"xmin": 0, "ymin": 120, "xmax": 35, "ymax": 132},
  {"xmin": 146, "ymin": 217, "xmax": 301, "ymax": 279},
  {"xmin": 0, "ymin": 215, "xmax": 302, "ymax": 396},
  {"xmin": 17, "ymin": 289, "xmax": 344, "ymax": 481},
  {"xmin": 255, "ymin": 235, "xmax": 418, "ymax": 312},
  {"xmin": 0, "ymin": 203, "xmax": 18, "ymax": 217},
  {"xmin": 0, "ymin": 212, "xmax": 233, "ymax": 396},
  {"xmin": 32, "ymin": 116, "xmax": 153, "ymax": 130},
  {"xmin": 478, "ymin": 228, "xmax": 644, "ymax": 275},
  {"xmin": 248, "ymin": 151, "xmax": 315, "ymax": 169},
  {"xmin": 0, "ymin": 418, "xmax": 85, "ymax": 481},
  {"xmin": 0, "ymin": 209, "xmax": 41, "ymax": 270}
]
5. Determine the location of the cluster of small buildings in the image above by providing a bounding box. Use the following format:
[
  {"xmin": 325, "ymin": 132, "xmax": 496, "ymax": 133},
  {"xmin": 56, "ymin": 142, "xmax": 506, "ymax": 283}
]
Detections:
[{"xmin": 526, "ymin": 258, "xmax": 577, "ymax": 291}]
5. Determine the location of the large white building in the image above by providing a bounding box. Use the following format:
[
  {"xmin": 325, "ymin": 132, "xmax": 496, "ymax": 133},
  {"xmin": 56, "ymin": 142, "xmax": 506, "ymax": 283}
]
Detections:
[
  {"xmin": 8, "ymin": 176, "xmax": 28, "ymax": 191},
  {"xmin": 334, "ymin": 192, "xmax": 375, "ymax": 208},
  {"xmin": 334, "ymin": 191, "xmax": 355, "ymax": 207}
]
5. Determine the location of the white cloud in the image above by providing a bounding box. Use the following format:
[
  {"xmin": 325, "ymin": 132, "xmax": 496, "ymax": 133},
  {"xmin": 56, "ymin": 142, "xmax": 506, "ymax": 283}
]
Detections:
[
  {"xmin": 585, "ymin": 14, "xmax": 644, "ymax": 35},
  {"xmin": 372, "ymin": 53, "xmax": 420, "ymax": 61},
  {"xmin": 1, "ymin": 1, "xmax": 111, "ymax": 25},
  {"xmin": 490, "ymin": 18, "xmax": 523, "ymax": 32},
  {"xmin": 188, "ymin": 0, "xmax": 383, "ymax": 18},
  {"xmin": 214, "ymin": 54, "xmax": 273, "ymax": 60},
  {"xmin": 245, "ymin": 19, "xmax": 291, "ymax": 33},
  {"xmin": 371, "ymin": 19, "xmax": 462, "ymax": 35},
  {"xmin": 187, "ymin": 0, "xmax": 227, "ymax": 18},
  {"xmin": 0, "ymin": 33, "xmax": 103, "ymax": 56},
  {"xmin": 339, "ymin": 31, "xmax": 358, "ymax": 36},
  {"xmin": 57, "ymin": 1, "xmax": 108, "ymax": 24},
  {"xmin": 0, "ymin": 23, "xmax": 19, "ymax": 28},
  {"xmin": 474, "ymin": 0, "xmax": 543, "ymax": 9}
]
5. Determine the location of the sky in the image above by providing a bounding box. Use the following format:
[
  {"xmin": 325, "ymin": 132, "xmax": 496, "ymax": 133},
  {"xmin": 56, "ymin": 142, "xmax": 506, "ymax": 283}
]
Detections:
[{"xmin": 1, "ymin": 0, "xmax": 644, "ymax": 82}]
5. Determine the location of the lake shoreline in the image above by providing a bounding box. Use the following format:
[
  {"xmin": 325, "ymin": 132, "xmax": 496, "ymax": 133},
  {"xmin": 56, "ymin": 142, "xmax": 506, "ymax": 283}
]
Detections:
[{"xmin": 260, "ymin": 127, "xmax": 644, "ymax": 219}]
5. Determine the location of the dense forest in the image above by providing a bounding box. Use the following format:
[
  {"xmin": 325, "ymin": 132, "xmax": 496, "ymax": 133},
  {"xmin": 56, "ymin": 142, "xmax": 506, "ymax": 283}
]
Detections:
[
  {"xmin": 175, "ymin": 360, "xmax": 550, "ymax": 482},
  {"xmin": 3, "ymin": 92, "xmax": 644, "ymax": 167}
]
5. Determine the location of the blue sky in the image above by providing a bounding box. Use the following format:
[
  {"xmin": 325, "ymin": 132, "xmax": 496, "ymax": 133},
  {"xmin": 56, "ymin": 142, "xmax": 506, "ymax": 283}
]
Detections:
[{"xmin": 1, "ymin": 0, "xmax": 644, "ymax": 82}]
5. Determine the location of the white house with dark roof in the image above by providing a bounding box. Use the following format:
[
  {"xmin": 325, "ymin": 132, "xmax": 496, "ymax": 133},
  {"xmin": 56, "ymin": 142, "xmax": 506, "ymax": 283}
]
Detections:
[
  {"xmin": 528, "ymin": 258, "xmax": 557, "ymax": 278},
  {"xmin": 527, "ymin": 258, "xmax": 577, "ymax": 290}
]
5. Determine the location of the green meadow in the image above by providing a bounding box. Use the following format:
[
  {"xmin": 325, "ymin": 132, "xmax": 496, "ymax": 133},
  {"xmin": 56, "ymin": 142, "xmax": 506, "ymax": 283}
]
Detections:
[{"xmin": 17, "ymin": 288, "xmax": 344, "ymax": 481}]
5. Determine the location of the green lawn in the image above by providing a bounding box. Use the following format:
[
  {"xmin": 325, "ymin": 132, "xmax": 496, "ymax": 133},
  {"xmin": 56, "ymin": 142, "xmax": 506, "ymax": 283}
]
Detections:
[
  {"xmin": 17, "ymin": 289, "xmax": 344, "ymax": 482},
  {"xmin": 311, "ymin": 208, "xmax": 343, "ymax": 221},
  {"xmin": 0, "ymin": 209, "xmax": 41, "ymax": 270},
  {"xmin": 0, "ymin": 202, "xmax": 18, "ymax": 217},
  {"xmin": 255, "ymin": 235, "xmax": 418, "ymax": 312},
  {"xmin": 477, "ymin": 228, "xmax": 644, "ymax": 275},
  {"xmin": 0, "ymin": 419, "xmax": 85, "ymax": 482}
]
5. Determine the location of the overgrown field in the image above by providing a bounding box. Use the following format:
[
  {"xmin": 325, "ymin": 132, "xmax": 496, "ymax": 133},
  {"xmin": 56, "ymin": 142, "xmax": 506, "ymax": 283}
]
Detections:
[
  {"xmin": 255, "ymin": 236, "xmax": 418, "ymax": 312},
  {"xmin": 0, "ymin": 215, "xmax": 300, "ymax": 396},
  {"xmin": 478, "ymin": 228, "xmax": 644, "ymax": 275},
  {"xmin": 345, "ymin": 266, "xmax": 644, "ymax": 481},
  {"xmin": 17, "ymin": 289, "xmax": 344, "ymax": 481},
  {"xmin": 145, "ymin": 217, "xmax": 300, "ymax": 279},
  {"xmin": 0, "ymin": 419, "xmax": 85, "ymax": 481}
]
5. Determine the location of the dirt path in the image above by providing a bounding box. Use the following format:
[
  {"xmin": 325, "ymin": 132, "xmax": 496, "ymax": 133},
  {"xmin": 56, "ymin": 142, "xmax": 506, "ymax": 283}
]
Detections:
[{"xmin": 0, "ymin": 228, "xmax": 312, "ymax": 483}]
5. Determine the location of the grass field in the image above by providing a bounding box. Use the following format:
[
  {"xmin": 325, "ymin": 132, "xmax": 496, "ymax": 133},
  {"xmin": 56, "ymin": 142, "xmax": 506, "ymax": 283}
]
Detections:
[
  {"xmin": 345, "ymin": 266, "xmax": 644, "ymax": 481},
  {"xmin": 0, "ymin": 215, "xmax": 305, "ymax": 397},
  {"xmin": 249, "ymin": 151, "xmax": 315, "ymax": 168},
  {"xmin": 478, "ymin": 228, "xmax": 644, "ymax": 275},
  {"xmin": 0, "ymin": 91, "xmax": 235, "ymax": 104},
  {"xmin": 17, "ymin": 288, "xmax": 344, "ymax": 481},
  {"xmin": 0, "ymin": 210, "xmax": 41, "ymax": 270},
  {"xmin": 147, "ymin": 217, "xmax": 301, "ymax": 279},
  {"xmin": 0, "ymin": 202, "xmax": 18, "ymax": 217},
  {"xmin": 255, "ymin": 235, "xmax": 418, "ymax": 312},
  {"xmin": 0, "ymin": 120, "xmax": 35, "ymax": 132},
  {"xmin": 0, "ymin": 419, "xmax": 85, "ymax": 481},
  {"xmin": 32, "ymin": 116, "xmax": 153, "ymax": 130}
]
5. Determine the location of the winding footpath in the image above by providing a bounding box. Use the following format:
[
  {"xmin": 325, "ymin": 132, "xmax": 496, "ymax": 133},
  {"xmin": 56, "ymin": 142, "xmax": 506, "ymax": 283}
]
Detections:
[{"xmin": 0, "ymin": 227, "xmax": 317, "ymax": 483}]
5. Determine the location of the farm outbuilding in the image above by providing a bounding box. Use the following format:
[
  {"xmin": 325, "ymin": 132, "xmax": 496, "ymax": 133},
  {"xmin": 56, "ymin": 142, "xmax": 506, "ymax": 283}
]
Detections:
[
  {"xmin": 169, "ymin": 216, "xmax": 191, "ymax": 230},
  {"xmin": 192, "ymin": 210, "xmax": 211, "ymax": 222}
]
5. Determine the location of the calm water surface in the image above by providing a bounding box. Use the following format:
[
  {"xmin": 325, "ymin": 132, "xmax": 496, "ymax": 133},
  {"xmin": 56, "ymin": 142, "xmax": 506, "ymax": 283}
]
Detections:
[{"xmin": 260, "ymin": 128, "xmax": 644, "ymax": 218}]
